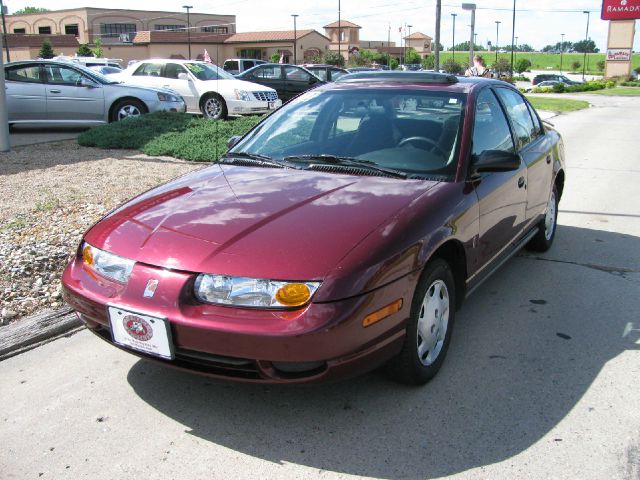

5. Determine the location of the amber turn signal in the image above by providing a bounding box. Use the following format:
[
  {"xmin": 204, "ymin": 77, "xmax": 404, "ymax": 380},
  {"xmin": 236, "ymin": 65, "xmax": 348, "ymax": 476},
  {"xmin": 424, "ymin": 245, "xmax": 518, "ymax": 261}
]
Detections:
[
  {"xmin": 82, "ymin": 244, "xmax": 94, "ymax": 266},
  {"xmin": 275, "ymin": 283, "xmax": 312, "ymax": 307},
  {"xmin": 362, "ymin": 299, "xmax": 403, "ymax": 328}
]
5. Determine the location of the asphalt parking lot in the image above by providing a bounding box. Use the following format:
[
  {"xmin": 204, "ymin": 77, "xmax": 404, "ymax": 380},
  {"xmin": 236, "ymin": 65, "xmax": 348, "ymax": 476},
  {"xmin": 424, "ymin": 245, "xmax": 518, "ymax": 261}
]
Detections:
[{"xmin": 1, "ymin": 94, "xmax": 639, "ymax": 480}]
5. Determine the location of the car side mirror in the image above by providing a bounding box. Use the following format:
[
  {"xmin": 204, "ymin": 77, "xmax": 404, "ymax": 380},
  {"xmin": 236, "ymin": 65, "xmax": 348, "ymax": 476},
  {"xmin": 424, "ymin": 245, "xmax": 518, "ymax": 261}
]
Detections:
[
  {"xmin": 472, "ymin": 150, "xmax": 521, "ymax": 174},
  {"xmin": 79, "ymin": 77, "xmax": 97, "ymax": 88},
  {"xmin": 227, "ymin": 135, "xmax": 241, "ymax": 149},
  {"xmin": 308, "ymin": 77, "xmax": 317, "ymax": 84},
  {"xmin": 178, "ymin": 72, "xmax": 190, "ymax": 81}
]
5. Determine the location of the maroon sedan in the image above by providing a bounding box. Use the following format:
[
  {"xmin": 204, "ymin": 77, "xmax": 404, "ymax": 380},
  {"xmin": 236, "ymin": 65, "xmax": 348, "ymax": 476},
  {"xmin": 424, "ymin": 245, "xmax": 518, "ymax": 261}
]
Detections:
[{"xmin": 63, "ymin": 72, "xmax": 565, "ymax": 385}]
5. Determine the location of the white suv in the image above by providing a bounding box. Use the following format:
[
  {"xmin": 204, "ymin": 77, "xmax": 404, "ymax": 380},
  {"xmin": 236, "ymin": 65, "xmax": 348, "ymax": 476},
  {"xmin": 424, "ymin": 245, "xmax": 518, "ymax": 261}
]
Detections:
[{"xmin": 114, "ymin": 59, "xmax": 281, "ymax": 119}]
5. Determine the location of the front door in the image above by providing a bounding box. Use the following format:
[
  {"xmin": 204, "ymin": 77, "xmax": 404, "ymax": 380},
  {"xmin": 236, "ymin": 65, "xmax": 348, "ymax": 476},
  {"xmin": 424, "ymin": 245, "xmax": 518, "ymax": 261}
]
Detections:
[
  {"xmin": 159, "ymin": 63, "xmax": 199, "ymax": 112},
  {"xmin": 43, "ymin": 64, "xmax": 105, "ymax": 123}
]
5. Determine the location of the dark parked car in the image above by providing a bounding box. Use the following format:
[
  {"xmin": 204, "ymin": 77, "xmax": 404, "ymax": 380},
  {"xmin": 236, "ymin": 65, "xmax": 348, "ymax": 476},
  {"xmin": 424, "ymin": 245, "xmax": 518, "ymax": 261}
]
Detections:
[
  {"xmin": 63, "ymin": 72, "xmax": 565, "ymax": 385},
  {"xmin": 532, "ymin": 74, "xmax": 582, "ymax": 86},
  {"xmin": 236, "ymin": 63, "xmax": 325, "ymax": 101},
  {"xmin": 303, "ymin": 64, "xmax": 350, "ymax": 82}
]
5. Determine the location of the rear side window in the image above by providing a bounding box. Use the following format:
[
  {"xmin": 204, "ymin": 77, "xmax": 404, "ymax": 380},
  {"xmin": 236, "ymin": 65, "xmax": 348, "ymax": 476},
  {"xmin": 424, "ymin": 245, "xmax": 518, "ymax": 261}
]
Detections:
[
  {"xmin": 311, "ymin": 69, "xmax": 328, "ymax": 81},
  {"xmin": 285, "ymin": 66, "xmax": 312, "ymax": 82},
  {"xmin": 133, "ymin": 63, "xmax": 163, "ymax": 77},
  {"xmin": 224, "ymin": 60, "xmax": 239, "ymax": 71},
  {"xmin": 472, "ymin": 89, "xmax": 515, "ymax": 158},
  {"xmin": 5, "ymin": 65, "xmax": 42, "ymax": 83},
  {"xmin": 494, "ymin": 87, "xmax": 535, "ymax": 149},
  {"xmin": 256, "ymin": 66, "xmax": 281, "ymax": 79}
]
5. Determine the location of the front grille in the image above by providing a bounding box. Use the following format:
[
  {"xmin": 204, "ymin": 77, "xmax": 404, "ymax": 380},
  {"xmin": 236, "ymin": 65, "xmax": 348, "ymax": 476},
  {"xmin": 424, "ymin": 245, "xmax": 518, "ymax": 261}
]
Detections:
[{"xmin": 252, "ymin": 91, "xmax": 278, "ymax": 102}]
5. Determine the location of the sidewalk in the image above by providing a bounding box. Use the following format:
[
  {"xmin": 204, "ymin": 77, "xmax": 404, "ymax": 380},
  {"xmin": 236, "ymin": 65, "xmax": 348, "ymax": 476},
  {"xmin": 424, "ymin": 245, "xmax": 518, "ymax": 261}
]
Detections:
[{"xmin": 9, "ymin": 126, "xmax": 86, "ymax": 147}]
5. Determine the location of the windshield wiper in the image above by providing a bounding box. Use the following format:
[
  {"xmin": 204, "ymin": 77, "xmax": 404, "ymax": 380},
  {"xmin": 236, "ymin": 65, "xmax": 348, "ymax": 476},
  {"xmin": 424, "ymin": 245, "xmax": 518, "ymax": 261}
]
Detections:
[
  {"xmin": 221, "ymin": 152, "xmax": 290, "ymax": 169},
  {"xmin": 284, "ymin": 154, "xmax": 407, "ymax": 179}
]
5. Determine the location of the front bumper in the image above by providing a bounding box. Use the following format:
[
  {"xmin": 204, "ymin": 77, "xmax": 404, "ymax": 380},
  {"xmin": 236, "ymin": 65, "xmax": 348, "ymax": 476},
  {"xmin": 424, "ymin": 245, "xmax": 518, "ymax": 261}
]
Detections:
[
  {"xmin": 62, "ymin": 256, "xmax": 416, "ymax": 384},
  {"xmin": 148, "ymin": 99, "xmax": 187, "ymax": 114},
  {"xmin": 226, "ymin": 98, "xmax": 282, "ymax": 115}
]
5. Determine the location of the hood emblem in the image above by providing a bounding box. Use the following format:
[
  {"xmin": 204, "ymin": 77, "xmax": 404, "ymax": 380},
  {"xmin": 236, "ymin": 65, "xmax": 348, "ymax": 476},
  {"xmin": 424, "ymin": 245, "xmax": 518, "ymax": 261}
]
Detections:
[{"xmin": 143, "ymin": 279, "xmax": 159, "ymax": 298}]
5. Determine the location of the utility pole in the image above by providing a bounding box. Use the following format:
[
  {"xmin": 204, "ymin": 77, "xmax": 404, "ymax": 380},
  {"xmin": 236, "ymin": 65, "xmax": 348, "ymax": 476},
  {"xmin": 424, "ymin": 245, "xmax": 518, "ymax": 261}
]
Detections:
[
  {"xmin": 183, "ymin": 5, "xmax": 192, "ymax": 60},
  {"xmin": 451, "ymin": 13, "xmax": 457, "ymax": 62},
  {"xmin": 292, "ymin": 14, "xmax": 298, "ymax": 64},
  {"xmin": 509, "ymin": 0, "xmax": 516, "ymax": 77},
  {"xmin": 495, "ymin": 20, "xmax": 501, "ymax": 63},
  {"xmin": 0, "ymin": 0, "xmax": 9, "ymax": 62},
  {"xmin": 434, "ymin": 0, "xmax": 441, "ymax": 71},
  {"xmin": 387, "ymin": 24, "xmax": 391, "ymax": 67},
  {"xmin": 462, "ymin": 3, "xmax": 476, "ymax": 69},
  {"xmin": 338, "ymin": 0, "xmax": 341, "ymax": 65},
  {"xmin": 582, "ymin": 10, "xmax": 590, "ymax": 81},
  {"xmin": 560, "ymin": 33, "xmax": 565, "ymax": 73},
  {"xmin": 0, "ymin": 32, "xmax": 10, "ymax": 152}
]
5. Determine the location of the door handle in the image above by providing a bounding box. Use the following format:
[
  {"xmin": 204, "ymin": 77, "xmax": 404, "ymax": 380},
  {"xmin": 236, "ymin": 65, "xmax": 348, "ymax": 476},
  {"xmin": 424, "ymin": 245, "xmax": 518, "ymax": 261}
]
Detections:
[
  {"xmin": 49, "ymin": 89, "xmax": 61, "ymax": 94},
  {"xmin": 518, "ymin": 176, "xmax": 526, "ymax": 188},
  {"xmin": 546, "ymin": 155, "xmax": 552, "ymax": 164}
]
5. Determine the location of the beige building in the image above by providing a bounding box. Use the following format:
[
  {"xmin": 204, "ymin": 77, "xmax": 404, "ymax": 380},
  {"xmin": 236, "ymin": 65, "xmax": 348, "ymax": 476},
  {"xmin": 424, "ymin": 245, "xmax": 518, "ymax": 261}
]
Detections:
[
  {"xmin": 2, "ymin": 7, "xmax": 331, "ymax": 66},
  {"xmin": 405, "ymin": 32, "xmax": 433, "ymax": 56}
]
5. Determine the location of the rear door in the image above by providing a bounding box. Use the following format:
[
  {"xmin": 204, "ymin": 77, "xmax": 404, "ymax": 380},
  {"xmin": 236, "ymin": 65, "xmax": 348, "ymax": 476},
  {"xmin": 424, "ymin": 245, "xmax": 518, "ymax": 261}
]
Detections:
[
  {"xmin": 43, "ymin": 64, "xmax": 105, "ymax": 122},
  {"xmin": 470, "ymin": 88, "xmax": 528, "ymax": 264},
  {"xmin": 245, "ymin": 65, "xmax": 284, "ymax": 97},
  {"xmin": 128, "ymin": 62, "xmax": 164, "ymax": 88},
  {"xmin": 4, "ymin": 63, "xmax": 46, "ymax": 122},
  {"xmin": 284, "ymin": 66, "xmax": 319, "ymax": 100},
  {"xmin": 494, "ymin": 87, "xmax": 553, "ymax": 225}
]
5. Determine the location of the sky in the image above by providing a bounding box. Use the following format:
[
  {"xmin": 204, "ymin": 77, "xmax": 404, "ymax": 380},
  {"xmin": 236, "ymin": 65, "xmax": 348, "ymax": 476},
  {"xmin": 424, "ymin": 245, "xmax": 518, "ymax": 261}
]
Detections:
[{"xmin": 4, "ymin": 0, "xmax": 639, "ymax": 51}]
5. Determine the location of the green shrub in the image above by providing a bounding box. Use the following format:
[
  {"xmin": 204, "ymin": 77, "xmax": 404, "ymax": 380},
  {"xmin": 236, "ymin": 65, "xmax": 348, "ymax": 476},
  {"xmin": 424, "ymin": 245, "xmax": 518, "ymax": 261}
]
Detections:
[
  {"xmin": 552, "ymin": 82, "xmax": 565, "ymax": 93},
  {"xmin": 597, "ymin": 60, "xmax": 605, "ymax": 71},
  {"xmin": 442, "ymin": 58, "xmax": 462, "ymax": 74},
  {"xmin": 514, "ymin": 58, "xmax": 531, "ymax": 74},
  {"xmin": 621, "ymin": 80, "xmax": 640, "ymax": 87},
  {"xmin": 571, "ymin": 61, "xmax": 581, "ymax": 71},
  {"xmin": 492, "ymin": 58, "xmax": 512, "ymax": 75},
  {"xmin": 422, "ymin": 54, "xmax": 435, "ymax": 70},
  {"xmin": 512, "ymin": 75, "xmax": 529, "ymax": 81},
  {"xmin": 78, "ymin": 112, "xmax": 264, "ymax": 161}
]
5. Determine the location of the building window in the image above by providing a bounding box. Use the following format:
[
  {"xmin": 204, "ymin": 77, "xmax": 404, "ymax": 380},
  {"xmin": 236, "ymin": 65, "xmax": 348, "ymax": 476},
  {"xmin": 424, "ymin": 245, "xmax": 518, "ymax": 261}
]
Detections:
[
  {"xmin": 38, "ymin": 26, "xmax": 52, "ymax": 34},
  {"xmin": 239, "ymin": 49, "xmax": 262, "ymax": 59},
  {"xmin": 155, "ymin": 24, "xmax": 185, "ymax": 32},
  {"xmin": 201, "ymin": 26, "xmax": 228, "ymax": 33},
  {"xmin": 100, "ymin": 23, "xmax": 137, "ymax": 38},
  {"xmin": 65, "ymin": 24, "xmax": 79, "ymax": 36},
  {"xmin": 13, "ymin": 28, "xmax": 26, "ymax": 34}
]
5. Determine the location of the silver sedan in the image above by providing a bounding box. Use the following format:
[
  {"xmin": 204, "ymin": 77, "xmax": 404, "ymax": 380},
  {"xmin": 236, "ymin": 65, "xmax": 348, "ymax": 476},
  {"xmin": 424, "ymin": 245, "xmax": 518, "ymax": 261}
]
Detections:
[{"xmin": 4, "ymin": 60, "xmax": 186, "ymax": 127}]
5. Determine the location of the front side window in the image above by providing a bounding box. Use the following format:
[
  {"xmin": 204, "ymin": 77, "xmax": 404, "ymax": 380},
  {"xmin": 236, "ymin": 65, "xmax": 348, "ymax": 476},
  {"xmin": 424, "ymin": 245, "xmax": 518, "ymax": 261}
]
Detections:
[
  {"xmin": 183, "ymin": 63, "xmax": 234, "ymax": 80},
  {"xmin": 233, "ymin": 88, "xmax": 466, "ymax": 177},
  {"xmin": 494, "ymin": 87, "xmax": 535, "ymax": 149},
  {"xmin": 255, "ymin": 66, "xmax": 281, "ymax": 80},
  {"xmin": 163, "ymin": 63, "xmax": 188, "ymax": 79},
  {"xmin": 223, "ymin": 61, "xmax": 239, "ymax": 71},
  {"xmin": 471, "ymin": 89, "xmax": 515, "ymax": 158},
  {"xmin": 44, "ymin": 65, "xmax": 85, "ymax": 86},
  {"xmin": 5, "ymin": 64, "xmax": 41, "ymax": 83}
]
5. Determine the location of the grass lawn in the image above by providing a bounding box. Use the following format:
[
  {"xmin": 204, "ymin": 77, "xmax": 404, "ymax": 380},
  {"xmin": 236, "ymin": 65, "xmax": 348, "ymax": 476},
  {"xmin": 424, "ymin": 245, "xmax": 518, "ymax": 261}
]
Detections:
[
  {"xmin": 580, "ymin": 87, "xmax": 640, "ymax": 96},
  {"xmin": 526, "ymin": 96, "xmax": 590, "ymax": 112},
  {"xmin": 78, "ymin": 112, "xmax": 264, "ymax": 161}
]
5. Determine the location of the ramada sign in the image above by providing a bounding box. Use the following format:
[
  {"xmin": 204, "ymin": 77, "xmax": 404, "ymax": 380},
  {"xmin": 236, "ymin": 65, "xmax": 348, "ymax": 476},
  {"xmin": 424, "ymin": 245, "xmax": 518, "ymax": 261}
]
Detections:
[{"xmin": 601, "ymin": 0, "xmax": 640, "ymax": 20}]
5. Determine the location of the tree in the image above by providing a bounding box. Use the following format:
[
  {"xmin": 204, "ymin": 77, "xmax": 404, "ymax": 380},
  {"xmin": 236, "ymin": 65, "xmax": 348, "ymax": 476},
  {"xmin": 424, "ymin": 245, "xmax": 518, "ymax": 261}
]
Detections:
[
  {"xmin": 324, "ymin": 51, "xmax": 345, "ymax": 67},
  {"xmin": 514, "ymin": 58, "xmax": 531, "ymax": 74},
  {"xmin": 492, "ymin": 57, "xmax": 511, "ymax": 75},
  {"xmin": 422, "ymin": 54, "xmax": 435, "ymax": 70},
  {"xmin": 449, "ymin": 41, "xmax": 484, "ymax": 52},
  {"xmin": 517, "ymin": 44, "xmax": 534, "ymax": 53},
  {"xmin": 14, "ymin": 7, "xmax": 50, "ymax": 14},
  {"xmin": 389, "ymin": 58, "xmax": 399, "ymax": 70},
  {"xmin": 76, "ymin": 44, "xmax": 94, "ymax": 57},
  {"xmin": 442, "ymin": 58, "xmax": 462, "ymax": 74},
  {"xmin": 597, "ymin": 60, "xmax": 605, "ymax": 71},
  {"xmin": 405, "ymin": 47, "xmax": 421, "ymax": 65},
  {"xmin": 573, "ymin": 39, "xmax": 598, "ymax": 53},
  {"xmin": 92, "ymin": 38, "xmax": 104, "ymax": 58},
  {"xmin": 571, "ymin": 61, "xmax": 581, "ymax": 72},
  {"xmin": 39, "ymin": 39, "xmax": 54, "ymax": 59},
  {"xmin": 270, "ymin": 52, "xmax": 280, "ymax": 63}
]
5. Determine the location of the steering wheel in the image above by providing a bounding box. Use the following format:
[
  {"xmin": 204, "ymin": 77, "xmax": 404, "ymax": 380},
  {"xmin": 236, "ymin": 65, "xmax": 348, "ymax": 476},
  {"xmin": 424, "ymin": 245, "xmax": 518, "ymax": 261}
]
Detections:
[{"xmin": 397, "ymin": 136, "xmax": 446, "ymax": 157}]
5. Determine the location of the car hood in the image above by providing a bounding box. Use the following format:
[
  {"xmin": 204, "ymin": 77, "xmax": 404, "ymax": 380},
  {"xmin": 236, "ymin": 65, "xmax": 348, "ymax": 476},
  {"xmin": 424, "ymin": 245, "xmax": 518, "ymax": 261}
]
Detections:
[
  {"xmin": 201, "ymin": 78, "xmax": 277, "ymax": 93},
  {"xmin": 85, "ymin": 166, "xmax": 439, "ymax": 281}
]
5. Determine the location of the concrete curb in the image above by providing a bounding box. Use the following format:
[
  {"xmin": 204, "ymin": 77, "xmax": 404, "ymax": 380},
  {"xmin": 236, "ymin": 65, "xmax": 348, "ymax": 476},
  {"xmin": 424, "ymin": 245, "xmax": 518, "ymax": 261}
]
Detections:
[{"xmin": 0, "ymin": 306, "xmax": 83, "ymax": 361}]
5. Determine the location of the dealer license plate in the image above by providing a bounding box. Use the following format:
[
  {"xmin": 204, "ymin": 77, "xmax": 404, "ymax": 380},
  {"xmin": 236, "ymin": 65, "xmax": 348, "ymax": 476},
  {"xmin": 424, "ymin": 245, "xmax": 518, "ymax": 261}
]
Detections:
[{"xmin": 108, "ymin": 306, "xmax": 174, "ymax": 360}]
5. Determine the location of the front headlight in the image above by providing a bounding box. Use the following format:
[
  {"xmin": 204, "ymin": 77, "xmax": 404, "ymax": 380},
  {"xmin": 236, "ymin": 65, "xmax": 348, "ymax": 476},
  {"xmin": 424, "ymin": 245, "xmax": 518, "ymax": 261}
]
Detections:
[
  {"xmin": 82, "ymin": 242, "xmax": 135, "ymax": 283},
  {"xmin": 157, "ymin": 92, "xmax": 180, "ymax": 102},
  {"xmin": 194, "ymin": 274, "xmax": 321, "ymax": 308},
  {"xmin": 234, "ymin": 89, "xmax": 252, "ymax": 102}
]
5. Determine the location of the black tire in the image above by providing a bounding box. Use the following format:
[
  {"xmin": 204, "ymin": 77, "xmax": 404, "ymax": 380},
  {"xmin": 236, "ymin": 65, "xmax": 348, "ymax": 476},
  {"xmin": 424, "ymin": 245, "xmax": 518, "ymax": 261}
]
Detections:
[
  {"xmin": 110, "ymin": 99, "xmax": 147, "ymax": 122},
  {"xmin": 526, "ymin": 184, "xmax": 559, "ymax": 252},
  {"xmin": 200, "ymin": 94, "xmax": 228, "ymax": 120},
  {"xmin": 386, "ymin": 258, "xmax": 456, "ymax": 385}
]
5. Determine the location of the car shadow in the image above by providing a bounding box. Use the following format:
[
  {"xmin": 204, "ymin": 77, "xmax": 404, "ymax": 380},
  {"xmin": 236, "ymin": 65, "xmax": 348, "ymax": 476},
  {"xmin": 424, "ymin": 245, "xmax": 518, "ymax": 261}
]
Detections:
[{"xmin": 126, "ymin": 224, "xmax": 639, "ymax": 478}]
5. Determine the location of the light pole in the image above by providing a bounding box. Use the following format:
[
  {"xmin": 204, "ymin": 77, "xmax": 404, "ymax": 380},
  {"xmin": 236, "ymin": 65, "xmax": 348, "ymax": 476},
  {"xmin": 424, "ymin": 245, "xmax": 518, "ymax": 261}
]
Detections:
[
  {"xmin": 407, "ymin": 24, "xmax": 412, "ymax": 65},
  {"xmin": 451, "ymin": 13, "xmax": 457, "ymax": 62},
  {"xmin": 462, "ymin": 3, "xmax": 476, "ymax": 70},
  {"xmin": 495, "ymin": 20, "xmax": 501, "ymax": 63},
  {"xmin": 582, "ymin": 10, "xmax": 590, "ymax": 81},
  {"xmin": 434, "ymin": 0, "xmax": 442, "ymax": 71},
  {"xmin": 183, "ymin": 5, "xmax": 192, "ymax": 60},
  {"xmin": 292, "ymin": 14, "xmax": 299, "ymax": 64},
  {"xmin": 0, "ymin": 0, "xmax": 9, "ymax": 62},
  {"xmin": 560, "ymin": 33, "xmax": 565, "ymax": 73},
  {"xmin": 509, "ymin": 0, "xmax": 516, "ymax": 77},
  {"xmin": 515, "ymin": 36, "xmax": 518, "ymax": 60},
  {"xmin": 0, "ymin": 32, "xmax": 9, "ymax": 152}
]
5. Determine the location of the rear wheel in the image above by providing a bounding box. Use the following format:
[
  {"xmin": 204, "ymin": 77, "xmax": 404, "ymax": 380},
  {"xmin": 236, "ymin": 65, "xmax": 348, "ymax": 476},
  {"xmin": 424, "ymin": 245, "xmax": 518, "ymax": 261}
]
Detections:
[
  {"xmin": 201, "ymin": 94, "xmax": 227, "ymax": 120},
  {"xmin": 527, "ymin": 184, "xmax": 558, "ymax": 252},
  {"xmin": 111, "ymin": 99, "xmax": 147, "ymax": 122},
  {"xmin": 387, "ymin": 258, "xmax": 456, "ymax": 385}
]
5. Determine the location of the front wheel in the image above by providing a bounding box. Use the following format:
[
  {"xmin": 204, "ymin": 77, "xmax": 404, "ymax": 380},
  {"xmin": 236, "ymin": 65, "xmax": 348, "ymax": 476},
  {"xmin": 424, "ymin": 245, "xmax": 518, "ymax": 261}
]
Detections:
[
  {"xmin": 386, "ymin": 258, "xmax": 456, "ymax": 385},
  {"xmin": 526, "ymin": 184, "xmax": 559, "ymax": 252},
  {"xmin": 111, "ymin": 99, "xmax": 147, "ymax": 122},
  {"xmin": 201, "ymin": 94, "xmax": 227, "ymax": 120}
]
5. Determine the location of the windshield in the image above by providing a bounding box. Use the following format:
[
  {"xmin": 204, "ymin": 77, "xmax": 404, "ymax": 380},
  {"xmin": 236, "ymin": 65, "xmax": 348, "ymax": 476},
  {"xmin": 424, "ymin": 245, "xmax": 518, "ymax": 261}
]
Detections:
[
  {"xmin": 232, "ymin": 88, "xmax": 465, "ymax": 177},
  {"xmin": 184, "ymin": 62, "xmax": 235, "ymax": 81}
]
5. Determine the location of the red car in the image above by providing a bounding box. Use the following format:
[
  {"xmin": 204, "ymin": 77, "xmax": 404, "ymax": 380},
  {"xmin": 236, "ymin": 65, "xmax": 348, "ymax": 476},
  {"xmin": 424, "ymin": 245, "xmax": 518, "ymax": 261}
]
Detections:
[{"xmin": 63, "ymin": 72, "xmax": 566, "ymax": 385}]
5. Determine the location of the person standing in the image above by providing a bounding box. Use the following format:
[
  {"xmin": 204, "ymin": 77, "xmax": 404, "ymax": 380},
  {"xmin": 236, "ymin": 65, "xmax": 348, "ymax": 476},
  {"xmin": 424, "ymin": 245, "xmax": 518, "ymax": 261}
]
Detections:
[{"xmin": 465, "ymin": 55, "xmax": 491, "ymax": 77}]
